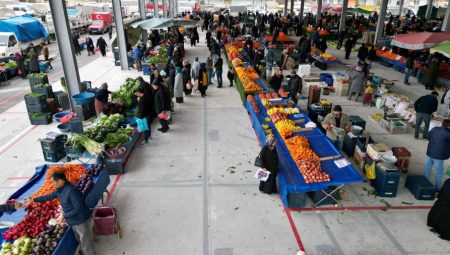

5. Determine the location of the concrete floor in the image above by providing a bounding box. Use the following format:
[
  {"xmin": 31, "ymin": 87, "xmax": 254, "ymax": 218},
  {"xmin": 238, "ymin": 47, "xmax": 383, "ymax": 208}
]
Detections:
[{"xmin": 0, "ymin": 32, "xmax": 449, "ymax": 255}]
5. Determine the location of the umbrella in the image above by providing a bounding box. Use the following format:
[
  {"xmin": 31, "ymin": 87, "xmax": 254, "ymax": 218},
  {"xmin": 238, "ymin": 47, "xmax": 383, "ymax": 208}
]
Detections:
[
  {"xmin": 153, "ymin": 18, "xmax": 199, "ymax": 29},
  {"xmin": 430, "ymin": 42, "xmax": 450, "ymax": 58},
  {"xmin": 131, "ymin": 18, "xmax": 171, "ymax": 30},
  {"xmin": 391, "ymin": 32, "xmax": 450, "ymax": 50}
]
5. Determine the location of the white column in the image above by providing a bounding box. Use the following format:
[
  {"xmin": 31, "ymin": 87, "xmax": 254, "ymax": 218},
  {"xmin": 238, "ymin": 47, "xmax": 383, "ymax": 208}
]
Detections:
[
  {"xmin": 163, "ymin": 0, "xmax": 167, "ymax": 18},
  {"xmin": 316, "ymin": 0, "xmax": 322, "ymax": 24},
  {"xmin": 339, "ymin": 0, "xmax": 349, "ymax": 32},
  {"xmin": 112, "ymin": 0, "xmax": 129, "ymax": 70},
  {"xmin": 154, "ymin": 0, "xmax": 158, "ymax": 18},
  {"xmin": 425, "ymin": 0, "xmax": 433, "ymax": 20},
  {"xmin": 398, "ymin": 0, "xmax": 404, "ymax": 17},
  {"xmin": 49, "ymin": 0, "xmax": 81, "ymax": 108},
  {"xmin": 139, "ymin": 0, "xmax": 147, "ymax": 44},
  {"xmin": 374, "ymin": 0, "xmax": 389, "ymax": 45},
  {"xmin": 442, "ymin": 0, "xmax": 450, "ymax": 32}
]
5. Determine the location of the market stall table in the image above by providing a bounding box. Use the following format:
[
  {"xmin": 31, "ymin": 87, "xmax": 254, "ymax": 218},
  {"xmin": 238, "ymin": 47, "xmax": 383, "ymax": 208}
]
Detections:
[
  {"xmin": 247, "ymin": 95, "xmax": 363, "ymax": 208},
  {"xmin": 0, "ymin": 164, "xmax": 110, "ymax": 254}
]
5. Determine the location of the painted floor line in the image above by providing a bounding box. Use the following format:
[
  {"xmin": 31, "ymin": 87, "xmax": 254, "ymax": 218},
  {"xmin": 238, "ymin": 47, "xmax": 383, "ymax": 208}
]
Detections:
[
  {"xmin": 283, "ymin": 207, "xmax": 306, "ymax": 254},
  {"xmin": 0, "ymin": 125, "xmax": 37, "ymax": 156},
  {"xmin": 6, "ymin": 176, "xmax": 32, "ymax": 180},
  {"xmin": 291, "ymin": 205, "xmax": 432, "ymax": 212}
]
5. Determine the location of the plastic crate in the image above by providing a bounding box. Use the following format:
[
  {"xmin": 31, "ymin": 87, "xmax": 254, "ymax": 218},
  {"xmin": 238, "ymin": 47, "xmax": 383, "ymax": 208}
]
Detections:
[
  {"xmin": 308, "ymin": 186, "xmax": 341, "ymax": 206},
  {"xmin": 42, "ymin": 150, "xmax": 66, "ymax": 163},
  {"xmin": 286, "ymin": 192, "xmax": 307, "ymax": 208},
  {"xmin": 40, "ymin": 137, "xmax": 67, "ymax": 152},
  {"xmin": 31, "ymin": 85, "xmax": 54, "ymax": 98},
  {"xmin": 73, "ymin": 101, "xmax": 95, "ymax": 120},
  {"xmin": 24, "ymin": 93, "xmax": 47, "ymax": 105},
  {"xmin": 93, "ymin": 206, "xmax": 119, "ymax": 236},
  {"xmin": 69, "ymin": 117, "xmax": 84, "ymax": 134},
  {"xmin": 26, "ymin": 103, "xmax": 49, "ymax": 113},
  {"xmin": 405, "ymin": 175, "xmax": 436, "ymax": 200},
  {"xmin": 29, "ymin": 113, "xmax": 52, "ymax": 125},
  {"xmin": 28, "ymin": 74, "xmax": 49, "ymax": 86},
  {"xmin": 349, "ymin": 115, "xmax": 366, "ymax": 130},
  {"xmin": 371, "ymin": 163, "xmax": 400, "ymax": 197}
]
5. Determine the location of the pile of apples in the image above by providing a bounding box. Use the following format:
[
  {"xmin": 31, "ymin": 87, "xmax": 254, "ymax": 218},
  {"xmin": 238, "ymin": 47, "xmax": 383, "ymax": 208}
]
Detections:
[{"xmin": 297, "ymin": 158, "xmax": 331, "ymax": 183}]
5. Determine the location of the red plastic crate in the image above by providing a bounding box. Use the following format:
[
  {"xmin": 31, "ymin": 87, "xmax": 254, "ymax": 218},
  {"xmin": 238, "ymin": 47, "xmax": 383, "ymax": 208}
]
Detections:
[{"xmin": 93, "ymin": 206, "xmax": 119, "ymax": 236}]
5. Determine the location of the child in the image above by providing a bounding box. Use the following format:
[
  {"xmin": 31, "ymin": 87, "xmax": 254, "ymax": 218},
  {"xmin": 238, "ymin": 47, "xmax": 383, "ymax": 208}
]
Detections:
[{"xmin": 227, "ymin": 69, "xmax": 235, "ymax": 87}]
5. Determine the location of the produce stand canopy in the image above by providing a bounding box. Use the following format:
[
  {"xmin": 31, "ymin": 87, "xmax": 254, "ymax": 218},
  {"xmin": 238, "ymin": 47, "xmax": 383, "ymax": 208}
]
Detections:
[
  {"xmin": 430, "ymin": 42, "xmax": 450, "ymax": 59},
  {"xmin": 391, "ymin": 32, "xmax": 450, "ymax": 50}
]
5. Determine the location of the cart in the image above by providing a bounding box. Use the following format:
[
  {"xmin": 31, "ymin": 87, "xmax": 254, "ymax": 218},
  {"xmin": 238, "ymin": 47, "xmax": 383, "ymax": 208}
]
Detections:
[{"xmin": 92, "ymin": 204, "xmax": 122, "ymax": 240}]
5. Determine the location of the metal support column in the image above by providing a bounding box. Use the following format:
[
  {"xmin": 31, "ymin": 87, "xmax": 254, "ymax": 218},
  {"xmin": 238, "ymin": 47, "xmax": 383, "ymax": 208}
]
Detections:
[
  {"xmin": 300, "ymin": 0, "xmax": 305, "ymax": 18},
  {"xmin": 339, "ymin": 0, "xmax": 349, "ymax": 32},
  {"xmin": 442, "ymin": 0, "xmax": 450, "ymax": 32},
  {"xmin": 425, "ymin": 0, "xmax": 433, "ymax": 20},
  {"xmin": 374, "ymin": 0, "xmax": 389, "ymax": 45},
  {"xmin": 174, "ymin": 0, "xmax": 178, "ymax": 17},
  {"xmin": 112, "ymin": 0, "xmax": 129, "ymax": 70},
  {"xmin": 290, "ymin": 0, "xmax": 295, "ymax": 16},
  {"xmin": 139, "ymin": 0, "xmax": 147, "ymax": 44},
  {"xmin": 48, "ymin": 0, "xmax": 81, "ymax": 109},
  {"xmin": 398, "ymin": 0, "xmax": 404, "ymax": 17},
  {"xmin": 316, "ymin": 0, "xmax": 322, "ymax": 24},
  {"xmin": 284, "ymin": 0, "xmax": 288, "ymax": 16},
  {"xmin": 162, "ymin": 0, "xmax": 167, "ymax": 18},
  {"xmin": 154, "ymin": 0, "xmax": 158, "ymax": 18}
]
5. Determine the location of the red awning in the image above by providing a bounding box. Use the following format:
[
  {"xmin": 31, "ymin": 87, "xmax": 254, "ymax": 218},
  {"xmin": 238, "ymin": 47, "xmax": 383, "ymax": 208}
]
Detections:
[
  {"xmin": 146, "ymin": 4, "xmax": 165, "ymax": 10},
  {"xmin": 391, "ymin": 32, "xmax": 450, "ymax": 50}
]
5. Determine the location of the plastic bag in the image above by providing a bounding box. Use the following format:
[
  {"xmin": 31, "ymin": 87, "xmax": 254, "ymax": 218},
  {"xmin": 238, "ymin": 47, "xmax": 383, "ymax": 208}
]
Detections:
[
  {"xmin": 254, "ymin": 168, "xmax": 271, "ymax": 182},
  {"xmin": 135, "ymin": 117, "xmax": 149, "ymax": 132},
  {"xmin": 158, "ymin": 111, "xmax": 171, "ymax": 120},
  {"xmin": 365, "ymin": 163, "xmax": 376, "ymax": 180}
]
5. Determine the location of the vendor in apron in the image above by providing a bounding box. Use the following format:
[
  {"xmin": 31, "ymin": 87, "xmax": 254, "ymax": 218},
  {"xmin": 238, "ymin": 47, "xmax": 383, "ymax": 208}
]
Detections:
[{"xmin": 321, "ymin": 105, "xmax": 352, "ymax": 150}]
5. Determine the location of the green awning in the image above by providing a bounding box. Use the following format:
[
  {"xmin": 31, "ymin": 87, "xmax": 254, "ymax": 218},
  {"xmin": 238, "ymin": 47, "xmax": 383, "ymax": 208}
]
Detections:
[{"xmin": 431, "ymin": 42, "xmax": 450, "ymax": 59}]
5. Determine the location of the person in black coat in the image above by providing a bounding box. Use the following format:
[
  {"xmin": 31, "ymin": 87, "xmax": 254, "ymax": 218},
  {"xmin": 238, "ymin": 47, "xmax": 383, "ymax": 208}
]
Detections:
[
  {"xmin": 269, "ymin": 69, "xmax": 283, "ymax": 92},
  {"xmin": 259, "ymin": 135, "xmax": 279, "ymax": 194},
  {"xmin": 96, "ymin": 36, "xmax": 107, "ymax": 57},
  {"xmin": 152, "ymin": 82, "xmax": 170, "ymax": 133},
  {"xmin": 414, "ymin": 91, "xmax": 439, "ymax": 139},
  {"xmin": 136, "ymin": 88, "xmax": 152, "ymax": 144},
  {"xmin": 227, "ymin": 69, "xmax": 235, "ymax": 87},
  {"xmin": 344, "ymin": 38, "xmax": 353, "ymax": 59},
  {"xmin": 357, "ymin": 43, "xmax": 368, "ymax": 61},
  {"xmin": 137, "ymin": 76, "xmax": 156, "ymax": 119},
  {"xmin": 288, "ymin": 70, "xmax": 302, "ymax": 104},
  {"xmin": 86, "ymin": 37, "xmax": 95, "ymax": 56}
]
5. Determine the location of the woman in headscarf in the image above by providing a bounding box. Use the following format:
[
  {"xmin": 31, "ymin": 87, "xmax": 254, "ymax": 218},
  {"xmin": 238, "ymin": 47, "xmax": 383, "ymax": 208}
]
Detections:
[
  {"xmin": 94, "ymin": 83, "xmax": 111, "ymax": 116},
  {"xmin": 198, "ymin": 63, "xmax": 208, "ymax": 97},
  {"xmin": 14, "ymin": 52, "xmax": 26, "ymax": 79},
  {"xmin": 28, "ymin": 49, "xmax": 40, "ymax": 74},
  {"xmin": 347, "ymin": 66, "xmax": 366, "ymax": 102},
  {"xmin": 174, "ymin": 67, "xmax": 184, "ymax": 103},
  {"xmin": 258, "ymin": 135, "xmax": 279, "ymax": 194},
  {"xmin": 182, "ymin": 60, "xmax": 192, "ymax": 95}
]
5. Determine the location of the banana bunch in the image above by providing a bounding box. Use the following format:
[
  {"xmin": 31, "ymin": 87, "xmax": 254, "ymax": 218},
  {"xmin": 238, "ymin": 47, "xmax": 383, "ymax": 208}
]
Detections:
[
  {"xmin": 268, "ymin": 107, "xmax": 299, "ymax": 116},
  {"xmin": 261, "ymin": 98, "xmax": 270, "ymax": 106},
  {"xmin": 285, "ymin": 108, "xmax": 300, "ymax": 115},
  {"xmin": 275, "ymin": 119, "xmax": 297, "ymax": 133},
  {"xmin": 264, "ymin": 117, "xmax": 271, "ymax": 122},
  {"xmin": 319, "ymin": 99, "xmax": 331, "ymax": 106},
  {"xmin": 262, "ymin": 124, "xmax": 270, "ymax": 129}
]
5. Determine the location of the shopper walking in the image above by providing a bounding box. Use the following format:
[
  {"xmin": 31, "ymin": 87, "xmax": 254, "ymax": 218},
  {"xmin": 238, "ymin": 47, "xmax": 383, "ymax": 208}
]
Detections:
[
  {"xmin": 14, "ymin": 53, "xmax": 26, "ymax": 79},
  {"xmin": 404, "ymin": 54, "xmax": 415, "ymax": 85},
  {"xmin": 94, "ymin": 83, "xmax": 111, "ymax": 116},
  {"xmin": 441, "ymin": 90, "xmax": 450, "ymax": 117},
  {"xmin": 72, "ymin": 34, "xmax": 81, "ymax": 55},
  {"xmin": 206, "ymin": 55, "xmax": 214, "ymax": 85},
  {"xmin": 28, "ymin": 51, "xmax": 40, "ymax": 74},
  {"xmin": 174, "ymin": 67, "xmax": 184, "ymax": 103},
  {"xmin": 348, "ymin": 66, "xmax": 366, "ymax": 102},
  {"xmin": 214, "ymin": 56, "xmax": 224, "ymax": 87},
  {"xmin": 96, "ymin": 36, "xmax": 107, "ymax": 57},
  {"xmin": 152, "ymin": 82, "xmax": 170, "ymax": 133},
  {"xmin": 191, "ymin": 57, "xmax": 201, "ymax": 81},
  {"xmin": 258, "ymin": 135, "xmax": 279, "ymax": 194},
  {"xmin": 424, "ymin": 119, "xmax": 450, "ymax": 189},
  {"xmin": 27, "ymin": 171, "xmax": 96, "ymax": 255},
  {"xmin": 133, "ymin": 45, "xmax": 143, "ymax": 71},
  {"xmin": 344, "ymin": 38, "xmax": 353, "ymax": 59},
  {"xmin": 41, "ymin": 43, "xmax": 53, "ymax": 70},
  {"xmin": 414, "ymin": 91, "xmax": 439, "ymax": 139},
  {"xmin": 198, "ymin": 63, "xmax": 208, "ymax": 97},
  {"xmin": 227, "ymin": 69, "xmax": 235, "ymax": 87},
  {"xmin": 357, "ymin": 43, "xmax": 368, "ymax": 62},
  {"xmin": 182, "ymin": 60, "xmax": 192, "ymax": 95},
  {"xmin": 288, "ymin": 70, "xmax": 302, "ymax": 105},
  {"xmin": 86, "ymin": 36, "xmax": 95, "ymax": 56},
  {"xmin": 135, "ymin": 88, "xmax": 152, "ymax": 144},
  {"xmin": 321, "ymin": 105, "xmax": 352, "ymax": 149}
]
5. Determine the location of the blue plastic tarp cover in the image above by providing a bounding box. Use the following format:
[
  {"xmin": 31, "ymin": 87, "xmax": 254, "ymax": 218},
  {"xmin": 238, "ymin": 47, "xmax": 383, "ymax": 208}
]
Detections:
[{"xmin": 0, "ymin": 15, "xmax": 48, "ymax": 42}]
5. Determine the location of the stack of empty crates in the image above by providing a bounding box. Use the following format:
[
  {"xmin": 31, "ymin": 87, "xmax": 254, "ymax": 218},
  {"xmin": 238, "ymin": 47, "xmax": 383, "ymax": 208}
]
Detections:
[
  {"xmin": 72, "ymin": 81, "xmax": 96, "ymax": 120},
  {"xmin": 40, "ymin": 132, "xmax": 67, "ymax": 162},
  {"xmin": 26, "ymin": 74, "xmax": 53, "ymax": 125}
]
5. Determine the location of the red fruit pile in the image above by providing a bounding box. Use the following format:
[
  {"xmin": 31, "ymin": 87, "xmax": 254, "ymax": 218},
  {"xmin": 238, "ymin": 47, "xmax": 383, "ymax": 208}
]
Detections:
[
  {"xmin": 2, "ymin": 201, "xmax": 59, "ymax": 241},
  {"xmin": 247, "ymin": 95, "xmax": 260, "ymax": 113},
  {"xmin": 297, "ymin": 158, "xmax": 330, "ymax": 183}
]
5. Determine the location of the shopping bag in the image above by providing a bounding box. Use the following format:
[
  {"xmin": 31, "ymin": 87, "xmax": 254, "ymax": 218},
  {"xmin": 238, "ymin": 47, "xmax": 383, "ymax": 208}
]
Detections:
[
  {"xmin": 365, "ymin": 163, "xmax": 376, "ymax": 180},
  {"xmin": 186, "ymin": 81, "xmax": 192, "ymax": 90},
  {"xmin": 135, "ymin": 117, "xmax": 149, "ymax": 132},
  {"xmin": 254, "ymin": 168, "xmax": 271, "ymax": 182},
  {"xmin": 158, "ymin": 111, "xmax": 170, "ymax": 120},
  {"xmin": 254, "ymin": 152, "xmax": 262, "ymax": 167}
]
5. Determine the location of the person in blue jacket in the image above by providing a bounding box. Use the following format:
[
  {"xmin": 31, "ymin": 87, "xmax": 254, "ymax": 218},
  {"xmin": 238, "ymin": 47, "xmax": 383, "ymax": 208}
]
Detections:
[
  {"xmin": 132, "ymin": 45, "xmax": 143, "ymax": 71},
  {"xmin": 425, "ymin": 119, "xmax": 450, "ymax": 189},
  {"xmin": 26, "ymin": 171, "xmax": 96, "ymax": 255}
]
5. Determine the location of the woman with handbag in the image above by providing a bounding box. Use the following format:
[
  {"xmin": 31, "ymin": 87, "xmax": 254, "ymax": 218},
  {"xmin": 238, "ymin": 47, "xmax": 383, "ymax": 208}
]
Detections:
[
  {"xmin": 152, "ymin": 82, "xmax": 170, "ymax": 133},
  {"xmin": 174, "ymin": 67, "xmax": 184, "ymax": 103},
  {"xmin": 135, "ymin": 88, "xmax": 152, "ymax": 145},
  {"xmin": 258, "ymin": 135, "xmax": 279, "ymax": 194}
]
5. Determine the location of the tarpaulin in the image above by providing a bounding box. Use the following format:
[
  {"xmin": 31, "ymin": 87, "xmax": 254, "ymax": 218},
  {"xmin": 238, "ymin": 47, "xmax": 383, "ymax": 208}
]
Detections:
[{"xmin": 0, "ymin": 15, "xmax": 48, "ymax": 42}]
